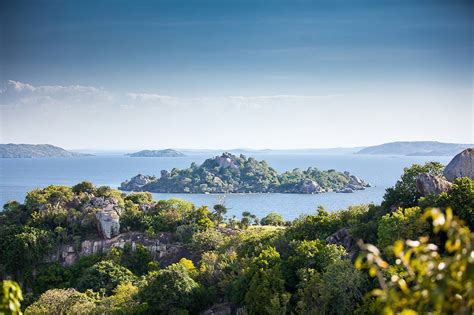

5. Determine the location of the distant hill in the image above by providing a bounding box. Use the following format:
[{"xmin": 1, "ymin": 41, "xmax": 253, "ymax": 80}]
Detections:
[
  {"xmin": 356, "ymin": 141, "xmax": 473, "ymax": 156},
  {"xmin": 126, "ymin": 149, "xmax": 186, "ymax": 157},
  {"xmin": 0, "ymin": 144, "xmax": 93, "ymax": 158}
]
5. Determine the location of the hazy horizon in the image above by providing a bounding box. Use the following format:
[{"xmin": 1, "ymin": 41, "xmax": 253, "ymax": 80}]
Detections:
[{"xmin": 1, "ymin": 0, "xmax": 473, "ymax": 149}]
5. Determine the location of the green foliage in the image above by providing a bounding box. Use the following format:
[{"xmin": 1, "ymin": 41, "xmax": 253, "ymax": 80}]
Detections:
[
  {"xmin": 377, "ymin": 207, "xmax": 430, "ymax": 258},
  {"xmin": 285, "ymin": 207, "xmax": 340, "ymax": 241},
  {"xmin": 25, "ymin": 185, "xmax": 74, "ymax": 212},
  {"xmin": 76, "ymin": 260, "xmax": 136, "ymax": 295},
  {"xmin": 132, "ymin": 153, "xmax": 362, "ymax": 194},
  {"xmin": 296, "ymin": 260, "xmax": 367, "ymax": 315},
  {"xmin": 2, "ymin": 226, "xmax": 55, "ymax": 278},
  {"xmin": 108, "ymin": 243, "xmax": 155, "ymax": 276},
  {"xmin": 421, "ymin": 177, "xmax": 474, "ymax": 229},
  {"xmin": 139, "ymin": 263, "xmax": 200, "ymax": 314},
  {"xmin": 244, "ymin": 247, "xmax": 291, "ymax": 314},
  {"xmin": 187, "ymin": 206, "xmax": 215, "ymax": 231},
  {"xmin": 1, "ymin": 280, "xmax": 23, "ymax": 315},
  {"xmin": 382, "ymin": 162, "xmax": 444, "ymax": 209},
  {"xmin": 261, "ymin": 212, "xmax": 285, "ymax": 226},
  {"xmin": 191, "ymin": 229, "xmax": 226, "ymax": 253},
  {"xmin": 124, "ymin": 192, "xmax": 153, "ymax": 205},
  {"xmin": 211, "ymin": 204, "xmax": 227, "ymax": 225},
  {"xmin": 357, "ymin": 208, "xmax": 474, "ymax": 314},
  {"xmin": 71, "ymin": 181, "xmax": 96, "ymax": 195},
  {"xmin": 25, "ymin": 288, "xmax": 97, "ymax": 314},
  {"xmin": 95, "ymin": 282, "xmax": 146, "ymax": 314},
  {"xmin": 151, "ymin": 198, "xmax": 194, "ymax": 232}
]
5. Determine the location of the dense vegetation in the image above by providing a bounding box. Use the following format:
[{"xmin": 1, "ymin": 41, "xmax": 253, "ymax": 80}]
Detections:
[
  {"xmin": 126, "ymin": 149, "xmax": 185, "ymax": 157},
  {"xmin": 1, "ymin": 161, "xmax": 473, "ymax": 314},
  {"xmin": 120, "ymin": 152, "xmax": 370, "ymax": 194}
]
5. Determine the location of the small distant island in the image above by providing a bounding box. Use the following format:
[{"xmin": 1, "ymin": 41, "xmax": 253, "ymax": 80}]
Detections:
[
  {"xmin": 120, "ymin": 152, "xmax": 370, "ymax": 194},
  {"xmin": 356, "ymin": 141, "xmax": 472, "ymax": 156},
  {"xmin": 126, "ymin": 149, "xmax": 186, "ymax": 157},
  {"xmin": 0, "ymin": 144, "xmax": 92, "ymax": 158}
]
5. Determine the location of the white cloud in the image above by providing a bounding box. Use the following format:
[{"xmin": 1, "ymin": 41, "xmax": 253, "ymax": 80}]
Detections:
[{"xmin": 0, "ymin": 80, "xmax": 471, "ymax": 149}]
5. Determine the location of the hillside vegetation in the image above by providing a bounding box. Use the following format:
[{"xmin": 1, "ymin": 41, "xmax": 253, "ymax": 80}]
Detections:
[{"xmin": 0, "ymin": 158, "xmax": 473, "ymax": 314}]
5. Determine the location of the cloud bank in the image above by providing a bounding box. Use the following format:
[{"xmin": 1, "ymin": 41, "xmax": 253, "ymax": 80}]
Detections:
[{"xmin": 0, "ymin": 80, "xmax": 472, "ymax": 150}]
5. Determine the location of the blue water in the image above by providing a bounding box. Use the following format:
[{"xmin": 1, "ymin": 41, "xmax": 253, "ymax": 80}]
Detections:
[{"xmin": 0, "ymin": 153, "xmax": 451, "ymax": 220}]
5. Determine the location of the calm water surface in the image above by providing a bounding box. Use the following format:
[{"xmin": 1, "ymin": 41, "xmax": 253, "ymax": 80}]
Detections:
[{"xmin": 0, "ymin": 153, "xmax": 451, "ymax": 219}]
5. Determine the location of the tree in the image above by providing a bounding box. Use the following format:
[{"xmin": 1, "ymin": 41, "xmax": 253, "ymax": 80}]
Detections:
[
  {"xmin": 296, "ymin": 260, "xmax": 367, "ymax": 315},
  {"xmin": 244, "ymin": 247, "xmax": 291, "ymax": 314},
  {"xmin": 139, "ymin": 263, "xmax": 200, "ymax": 313},
  {"xmin": 76, "ymin": 260, "xmax": 136, "ymax": 295},
  {"xmin": 376, "ymin": 206, "xmax": 430, "ymax": 258},
  {"xmin": 211, "ymin": 204, "xmax": 227, "ymax": 225},
  {"xmin": 187, "ymin": 206, "xmax": 215, "ymax": 231},
  {"xmin": 382, "ymin": 162, "xmax": 444, "ymax": 209},
  {"xmin": 108, "ymin": 243, "xmax": 155, "ymax": 276},
  {"xmin": 25, "ymin": 288, "xmax": 97, "ymax": 314},
  {"xmin": 71, "ymin": 181, "xmax": 96, "ymax": 194},
  {"xmin": 191, "ymin": 229, "xmax": 226, "ymax": 253},
  {"xmin": 151, "ymin": 198, "xmax": 194, "ymax": 231},
  {"xmin": 124, "ymin": 192, "xmax": 153, "ymax": 205},
  {"xmin": 357, "ymin": 208, "xmax": 474, "ymax": 314},
  {"xmin": 261, "ymin": 212, "xmax": 285, "ymax": 226}
]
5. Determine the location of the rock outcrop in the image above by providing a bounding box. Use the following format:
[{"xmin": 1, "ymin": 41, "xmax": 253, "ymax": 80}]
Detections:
[
  {"xmin": 48, "ymin": 232, "xmax": 190, "ymax": 267},
  {"xmin": 86, "ymin": 197, "xmax": 123, "ymax": 239},
  {"xmin": 326, "ymin": 228, "xmax": 358, "ymax": 260},
  {"xmin": 119, "ymin": 174, "xmax": 155, "ymax": 191},
  {"xmin": 443, "ymin": 148, "xmax": 474, "ymax": 182},
  {"xmin": 298, "ymin": 179, "xmax": 323, "ymax": 194},
  {"xmin": 416, "ymin": 173, "xmax": 452, "ymax": 197},
  {"xmin": 217, "ymin": 152, "xmax": 239, "ymax": 170}
]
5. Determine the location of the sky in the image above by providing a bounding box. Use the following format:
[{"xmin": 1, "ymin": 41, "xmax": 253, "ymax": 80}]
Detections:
[{"xmin": 1, "ymin": 0, "xmax": 473, "ymax": 150}]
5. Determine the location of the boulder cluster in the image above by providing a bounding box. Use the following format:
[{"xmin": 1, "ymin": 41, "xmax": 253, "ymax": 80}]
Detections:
[{"xmin": 416, "ymin": 148, "xmax": 474, "ymax": 197}]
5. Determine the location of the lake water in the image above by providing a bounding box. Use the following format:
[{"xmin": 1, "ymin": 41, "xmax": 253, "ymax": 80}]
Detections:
[{"xmin": 0, "ymin": 153, "xmax": 451, "ymax": 220}]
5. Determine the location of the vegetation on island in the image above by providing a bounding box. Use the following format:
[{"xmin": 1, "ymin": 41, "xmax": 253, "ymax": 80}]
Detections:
[
  {"xmin": 120, "ymin": 152, "xmax": 370, "ymax": 194},
  {"xmin": 1, "ymin": 160, "xmax": 473, "ymax": 314},
  {"xmin": 0, "ymin": 144, "xmax": 92, "ymax": 158},
  {"xmin": 126, "ymin": 149, "xmax": 186, "ymax": 157}
]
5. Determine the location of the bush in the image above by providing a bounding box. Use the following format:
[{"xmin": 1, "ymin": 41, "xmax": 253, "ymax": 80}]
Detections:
[
  {"xmin": 261, "ymin": 212, "xmax": 285, "ymax": 226},
  {"xmin": 76, "ymin": 260, "xmax": 136, "ymax": 295},
  {"xmin": 191, "ymin": 229, "xmax": 226, "ymax": 253},
  {"xmin": 139, "ymin": 263, "xmax": 200, "ymax": 313}
]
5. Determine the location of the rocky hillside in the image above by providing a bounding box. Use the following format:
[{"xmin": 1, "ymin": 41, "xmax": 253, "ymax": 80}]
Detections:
[
  {"xmin": 120, "ymin": 152, "xmax": 370, "ymax": 194},
  {"xmin": 0, "ymin": 143, "xmax": 92, "ymax": 158},
  {"xmin": 356, "ymin": 141, "xmax": 472, "ymax": 156},
  {"xmin": 126, "ymin": 149, "xmax": 185, "ymax": 157}
]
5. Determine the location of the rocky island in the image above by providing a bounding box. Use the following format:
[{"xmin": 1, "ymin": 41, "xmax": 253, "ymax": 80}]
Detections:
[
  {"xmin": 0, "ymin": 143, "xmax": 92, "ymax": 158},
  {"xmin": 120, "ymin": 152, "xmax": 370, "ymax": 194},
  {"xmin": 126, "ymin": 149, "xmax": 185, "ymax": 157}
]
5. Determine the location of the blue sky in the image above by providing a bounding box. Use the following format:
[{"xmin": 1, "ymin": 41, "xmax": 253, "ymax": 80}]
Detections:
[{"xmin": 1, "ymin": 0, "xmax": 472, "ymax": 149}]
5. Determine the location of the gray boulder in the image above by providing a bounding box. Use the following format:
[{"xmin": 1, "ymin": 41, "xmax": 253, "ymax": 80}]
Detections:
[
  {"xmin": 96, "ymin": 209, "xmax": 120, "ymax": 239},
  {"xmin": 443, "ymin": 148, "xmax": 474, "ymax": 182},
  {"xmin": 87, "ymin": 197, "xmax": 123, "ymax": 239},
  {"xmin": 298, "ymin": 179, "xmax": 322, "ymax": 194},
  {"xmin": 416, "ymin": 173, "xmax": 452, "ymax": 197}
]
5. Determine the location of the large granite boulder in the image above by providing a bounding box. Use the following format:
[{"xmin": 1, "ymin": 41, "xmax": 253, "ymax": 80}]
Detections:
[
  {"xmin": 216, "ymin": 152, "xmax": 238, "ymax": 170},
  {"xmin": 416, "ymin": 173, "xmax": 452, "ymax": 197},
  {"xmin": 120, "ymin": 174, "xmax": 155, "ymax": 191},
  {"xmin": 443, "ymin": 148, "xmax": 474, "ymax": 182},
  {"xmin": 96, "ymin": 209, "xmax": 121, "ymax": 239},
  {"xmin": 87, "ymin": 197, "xmax": 123, "ymax": 239}
]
